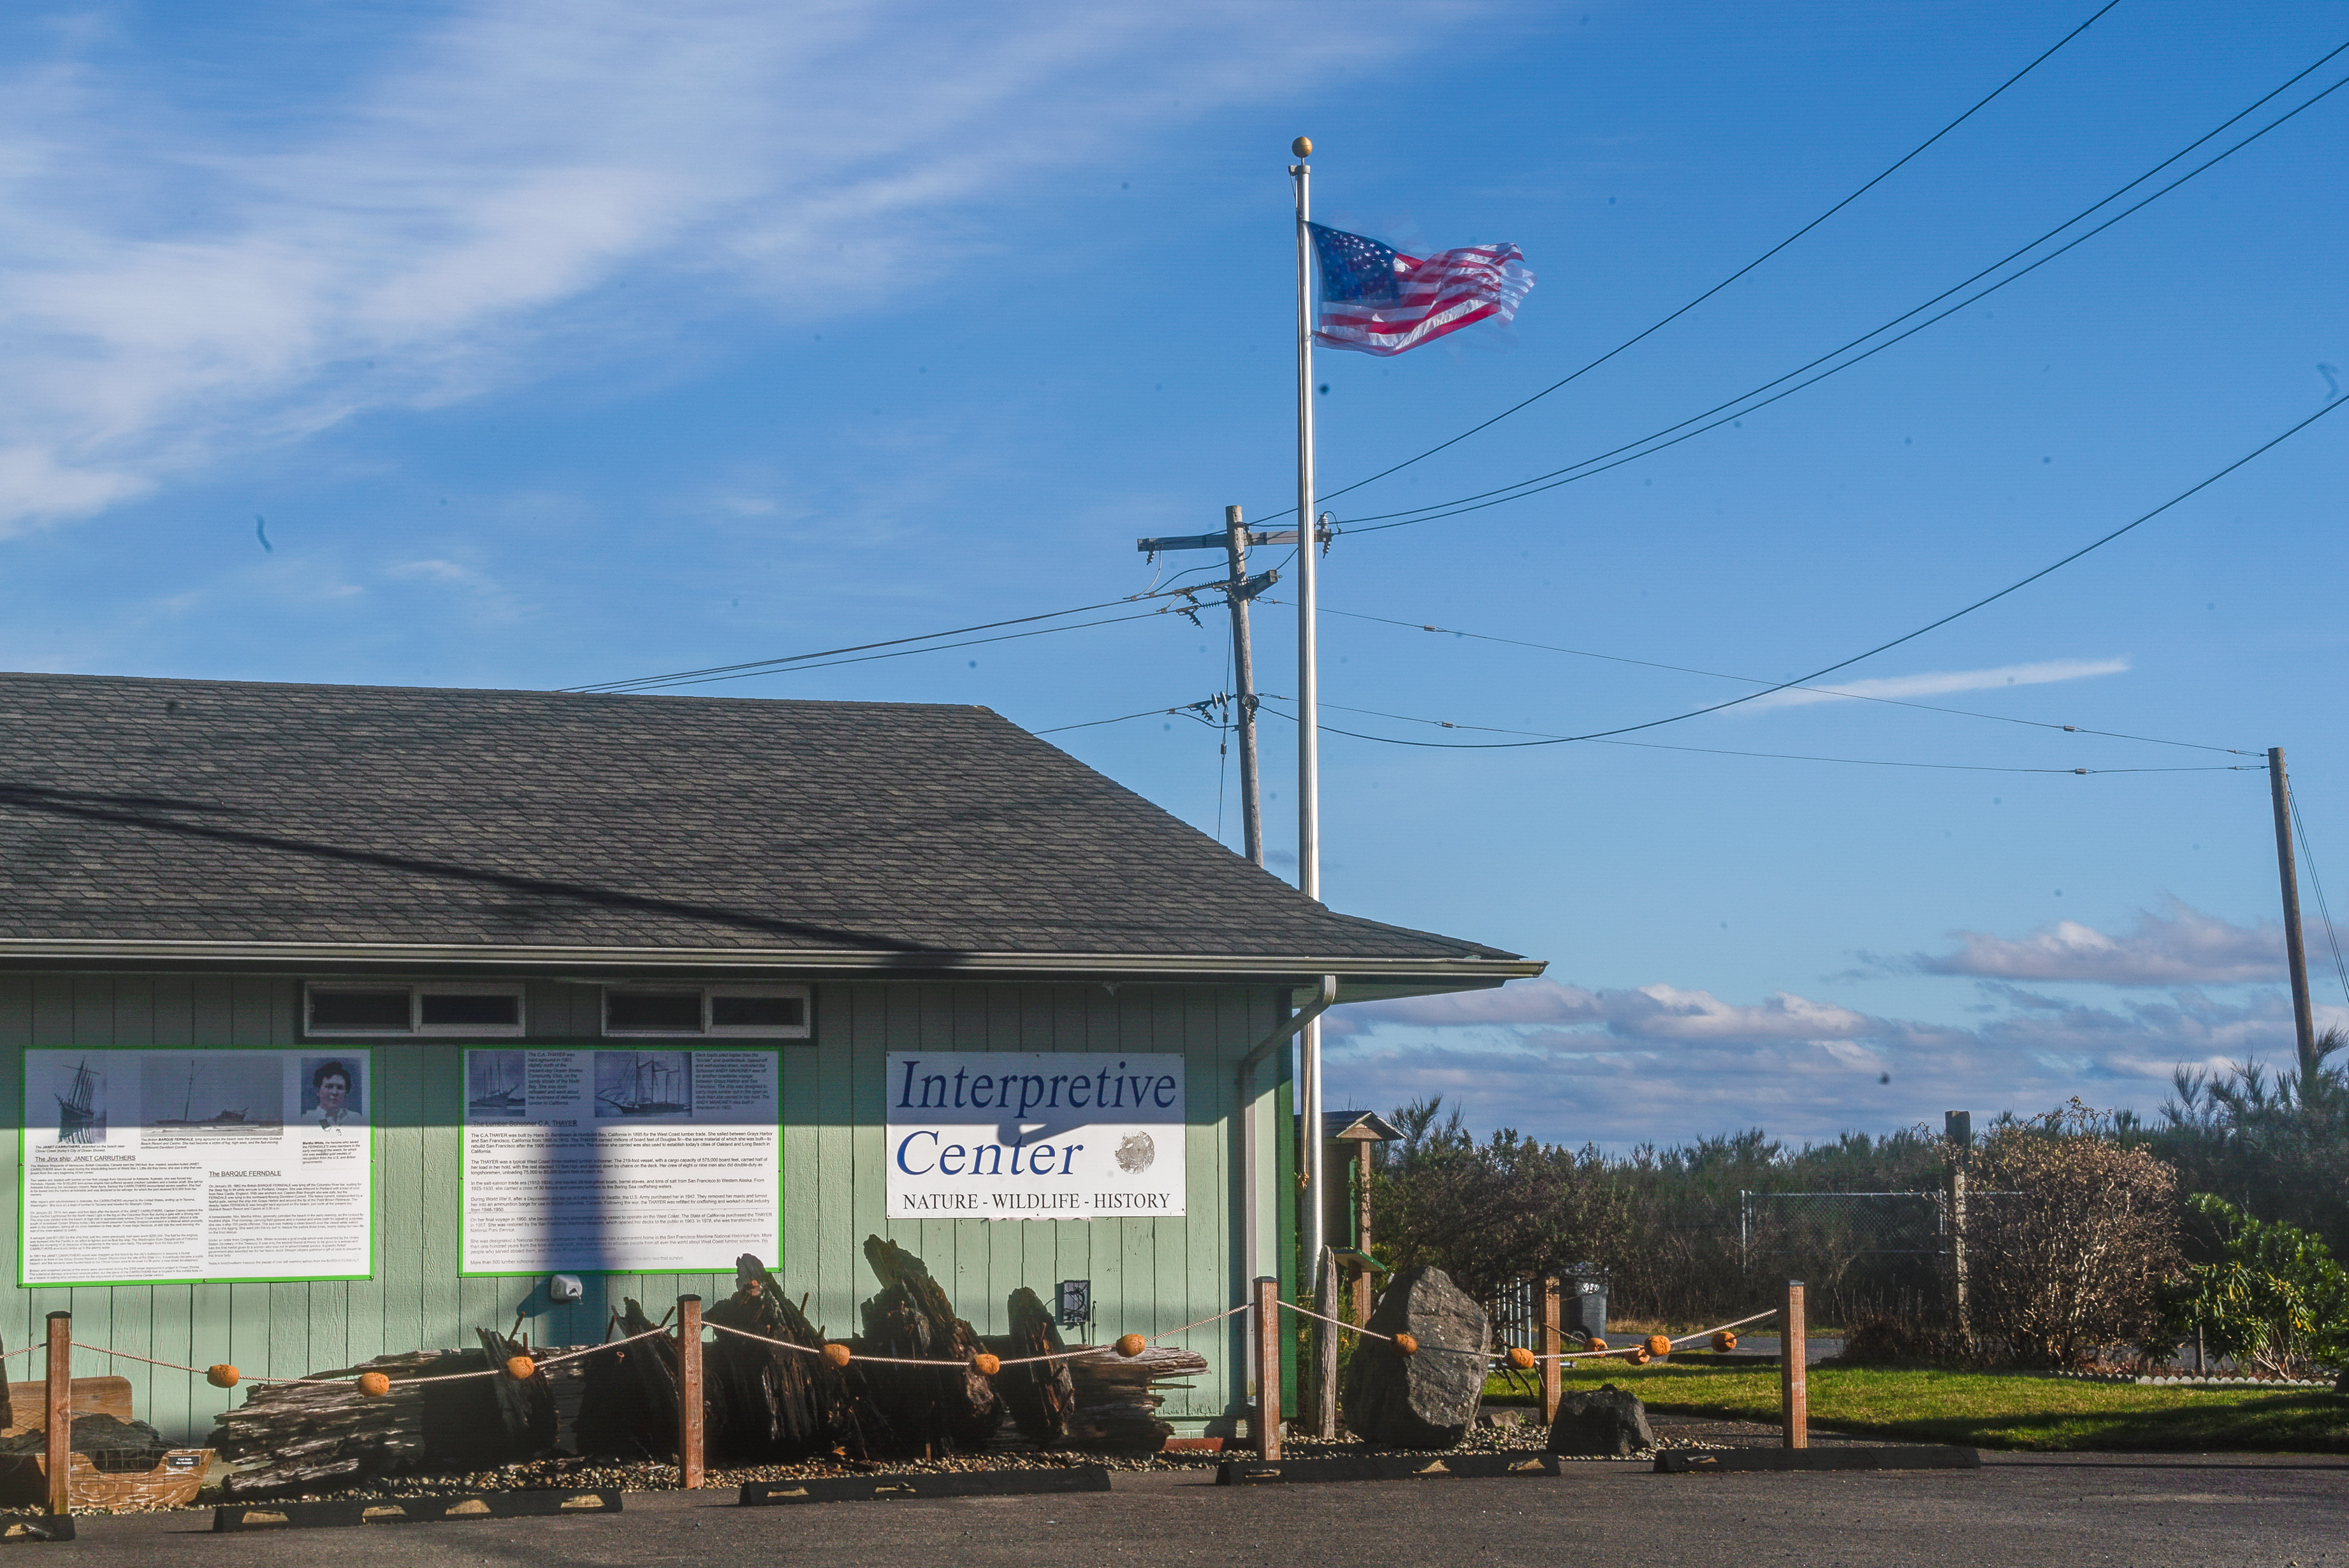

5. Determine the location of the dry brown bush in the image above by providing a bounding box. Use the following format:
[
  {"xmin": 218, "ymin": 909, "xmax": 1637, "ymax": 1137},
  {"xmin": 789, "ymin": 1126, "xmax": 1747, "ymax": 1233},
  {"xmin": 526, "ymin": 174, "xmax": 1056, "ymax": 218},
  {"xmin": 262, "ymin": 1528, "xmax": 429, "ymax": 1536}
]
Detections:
[{"xmin": 1967, "ymin": 1101, "xmax": 2182, "ymax": 1369}]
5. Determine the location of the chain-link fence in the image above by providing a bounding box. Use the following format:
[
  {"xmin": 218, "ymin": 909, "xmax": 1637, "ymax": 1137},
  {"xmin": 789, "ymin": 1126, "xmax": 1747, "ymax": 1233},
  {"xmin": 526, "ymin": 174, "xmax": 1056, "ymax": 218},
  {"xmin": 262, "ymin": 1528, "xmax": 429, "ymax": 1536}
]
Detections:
[{"xmin": 1738, "ymin": 1190, "xmax": 1959, "ymax": 1326}]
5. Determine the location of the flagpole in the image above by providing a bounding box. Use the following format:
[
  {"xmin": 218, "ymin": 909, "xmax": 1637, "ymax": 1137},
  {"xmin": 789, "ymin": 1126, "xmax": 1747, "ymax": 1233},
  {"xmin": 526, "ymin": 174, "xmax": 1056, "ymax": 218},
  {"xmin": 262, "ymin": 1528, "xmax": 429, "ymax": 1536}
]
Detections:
[{"xmin": 1290, "ymin": 135, "xmax": 1328, "ymax": 1312}]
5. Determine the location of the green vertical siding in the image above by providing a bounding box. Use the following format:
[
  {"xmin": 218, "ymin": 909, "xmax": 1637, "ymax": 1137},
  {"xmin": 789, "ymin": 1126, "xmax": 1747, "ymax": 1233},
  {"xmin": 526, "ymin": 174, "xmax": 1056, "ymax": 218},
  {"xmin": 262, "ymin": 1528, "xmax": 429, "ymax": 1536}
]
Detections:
[{"xmin": 3, "ymin": 973, "xmax": 1283, "ymax": 1442}]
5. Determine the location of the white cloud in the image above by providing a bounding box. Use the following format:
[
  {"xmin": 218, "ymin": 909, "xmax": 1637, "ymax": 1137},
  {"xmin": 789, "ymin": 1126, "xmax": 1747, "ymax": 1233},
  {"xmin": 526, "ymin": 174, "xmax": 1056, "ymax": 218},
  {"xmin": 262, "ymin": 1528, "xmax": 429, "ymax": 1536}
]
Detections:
[
  {"xmin": 1742, "ymin": 657, "xmax": 2129, "ymax": 711},
  {"xmin": 0, "ymin": 1, "xmax": 1482, "ymax": 535},
  {"xmin": 1905, "ymin": 900, "xmax": 2281, "ymax": 985},
  {"xmin": 1318, "ymin": 968, "xmax": 2331, "ymax": 1147},
  {"xmin": 387, "ymin": 559, "xmax": 494, "ymax": 590}
]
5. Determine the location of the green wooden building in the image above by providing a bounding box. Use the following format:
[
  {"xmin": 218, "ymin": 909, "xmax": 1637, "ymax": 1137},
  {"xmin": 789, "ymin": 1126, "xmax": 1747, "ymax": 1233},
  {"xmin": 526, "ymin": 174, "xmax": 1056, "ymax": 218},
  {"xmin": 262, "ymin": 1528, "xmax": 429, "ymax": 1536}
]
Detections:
[{"xmin": 0, "ymin": 673, "xmax": 1535, "ymax": 1442}]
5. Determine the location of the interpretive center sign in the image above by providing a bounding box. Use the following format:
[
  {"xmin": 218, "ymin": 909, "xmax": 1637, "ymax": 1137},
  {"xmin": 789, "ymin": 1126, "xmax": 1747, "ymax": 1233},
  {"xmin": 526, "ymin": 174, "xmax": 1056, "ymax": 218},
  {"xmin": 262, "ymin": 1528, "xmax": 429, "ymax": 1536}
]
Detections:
[
  {"xmin": 460, "ymin": 1048, "xmax": 779, "ymax": 1275},
  {"xmin": 885, "ymin": 1052, "xmax": 1185, "ymax": 1221},
  {"xmin": 20, "ymin": 1049, "xmax": 374, "ymax": 1286}
]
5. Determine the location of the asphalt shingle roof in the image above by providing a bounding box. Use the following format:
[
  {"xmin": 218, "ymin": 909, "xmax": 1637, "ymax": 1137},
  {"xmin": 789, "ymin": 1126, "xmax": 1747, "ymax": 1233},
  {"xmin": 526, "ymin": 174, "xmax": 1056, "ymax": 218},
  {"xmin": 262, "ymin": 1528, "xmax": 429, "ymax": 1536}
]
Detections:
[{"xmin": 0, "ymin": 672, "xmax": 1529, "ymax": 978}]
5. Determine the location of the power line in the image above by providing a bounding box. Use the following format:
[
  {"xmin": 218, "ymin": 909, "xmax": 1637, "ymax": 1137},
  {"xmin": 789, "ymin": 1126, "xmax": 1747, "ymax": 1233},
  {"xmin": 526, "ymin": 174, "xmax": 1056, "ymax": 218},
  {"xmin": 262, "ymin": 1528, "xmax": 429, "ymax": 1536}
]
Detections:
[
  {"xmin": 1260, "ymin": 0, "xmax": 2124, "ymax": 522},
  {"xmin": 1297, "ymin": 602, "xmax": 2252, "ymax": 756},
  {"xmin": 1288, "ymin": 398, "xmax": 2346, "ymax": 750},
  {"xmin": 1333, "ymin": 45, "xmax": 2349, "ymax": 536},
  {"xmin": 1034, "ymin": 697, "xmax": 1225, "ymax": 736},
  {"xmin": 567, "ymin": 581, "xmax": 1224, "ymax": 695},
  {"xmin": 1256, "ymin": 698, "xmax": 2257, "ymax": 773},
  {"xmin": 2289, "ymin": 792, "xmax": 2349, "ymax": 1010}
]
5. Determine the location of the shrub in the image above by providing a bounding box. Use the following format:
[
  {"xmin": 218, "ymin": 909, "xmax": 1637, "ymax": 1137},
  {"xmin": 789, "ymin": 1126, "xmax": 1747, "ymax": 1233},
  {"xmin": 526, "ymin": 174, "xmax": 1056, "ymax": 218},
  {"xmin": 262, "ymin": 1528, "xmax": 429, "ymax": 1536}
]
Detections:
[
  {"xmin": 2154, "ymin": 1194, "xmax": 2349, "ymax": 1379},
  {"xmin": 1966, "ymin": 1101, "xmax": 2181, "ymax": 1369}
]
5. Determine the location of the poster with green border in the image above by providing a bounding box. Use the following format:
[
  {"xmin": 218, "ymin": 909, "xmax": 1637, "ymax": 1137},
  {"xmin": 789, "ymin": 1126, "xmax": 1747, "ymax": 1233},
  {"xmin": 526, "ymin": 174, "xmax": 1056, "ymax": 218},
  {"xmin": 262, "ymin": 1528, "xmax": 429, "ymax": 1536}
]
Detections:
[
  {"xmin": 19, "ymin": 1047, "xmax": 375, "ymax": 1288},
  {"xmin": 459, "ymin": 1047, "xmax": 780, "ymax": 1277}
]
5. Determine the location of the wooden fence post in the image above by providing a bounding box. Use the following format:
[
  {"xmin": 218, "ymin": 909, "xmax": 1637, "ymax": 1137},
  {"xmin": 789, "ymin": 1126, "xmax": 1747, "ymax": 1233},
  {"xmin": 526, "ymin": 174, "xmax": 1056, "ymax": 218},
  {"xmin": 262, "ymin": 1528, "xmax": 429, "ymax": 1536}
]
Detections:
[
  {"xmin": 1781, "ymin": 1280, "xmax": 1807, "ymax": 1450},
  {"xmin": 1541, "ymin": 1275, "xmax": 1562, "ymax": 1425},
  {"xmin": 676, "ymin": 1295, "xmax": 704, "ymax": 1488},
  {"xmin": 1253, "ymin": 1275, "xmax": 1282, "ymax": 1460},
  {"xmin": 1313, "ymin": 1248, "xmax": 1339, "ymax": 1439},
  {"xmin": 44, "ymin": 1312, "xmax": 71, "ymax": 1518}
]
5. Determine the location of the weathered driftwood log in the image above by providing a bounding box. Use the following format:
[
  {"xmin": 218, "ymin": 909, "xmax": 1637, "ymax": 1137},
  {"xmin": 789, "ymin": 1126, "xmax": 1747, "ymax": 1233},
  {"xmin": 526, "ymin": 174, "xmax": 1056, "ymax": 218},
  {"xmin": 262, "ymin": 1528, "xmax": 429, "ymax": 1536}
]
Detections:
[
  {"xmin": 211, "ymin": 1351, "xmax": 463, "ymax": 1497},
  {"xmin": 704, "ymin": 1253, "xmax": 876, "ymax": 1460},
  {"xmin": 1064, "ymin": 1346, "xmax": 1204, "ymax": 1453},
  {"xmin": 1341, "ymin": 1265, "xmax": 1488, "ymax": 1449},
  {"xmin": 473, "ymin": 1328, "xmax": 556, "ymax": 1458},
  {"xmin": 857, "ymin": 1235, "xmax": 1001, "ymax": 1454},
  {"xmin": 573, "ymin": 1297, "xmax": 733, "ymax": 1460},
  {"xmin": 992, "ymin": 1288, "xmax": 1077, "ymax": 1447}
]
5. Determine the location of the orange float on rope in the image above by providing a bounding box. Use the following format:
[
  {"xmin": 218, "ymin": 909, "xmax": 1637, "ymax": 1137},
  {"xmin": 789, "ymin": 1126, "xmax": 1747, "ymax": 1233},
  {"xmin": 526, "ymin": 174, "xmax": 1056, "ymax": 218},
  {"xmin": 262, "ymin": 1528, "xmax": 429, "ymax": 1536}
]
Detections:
[
  {"xmin": 1584, "ymin": 1336, "xmax": 1608, "ymax": 1354},
  {"xmin": 1116, "ymin": 1333, "xmax": 1147, "ymax": 1358},
  {"xmin": 1711, "ymin": 1330, "xmax": 1738, "ymax": 1353},
  {"xmin": 822, "ymin": 1342, "xmax": 854, "ymax": 1368},
  {"xmin": 504, "ymin": 1355, "xmax": 537, "ymax": 1381},
  {"xmin": 1646, "ymin": 1335, "xmax": 1673, "ymax": 1358},
  {"xmin": 1623, "ymin": 1346, "xmax": 1652, "ymax": 1366},
  {"xmin": 1506, "ymin": 1346, "xmax": 1536, "ymax": 1370},
  {"xmin": 971, "ymin": 1353, "xmax": 1001, "ymax": 1377},
  {"xmin": 207, "ymin": 1364, "xmax": 240, "ymax": 1389},
  {"xmin": 1392, "ymin": 1333, "xmax": 1420, "ymax": 1357},
  {"xmin": 356, "ymin": 1371, "xmax": 393, "ymax": 1398}
]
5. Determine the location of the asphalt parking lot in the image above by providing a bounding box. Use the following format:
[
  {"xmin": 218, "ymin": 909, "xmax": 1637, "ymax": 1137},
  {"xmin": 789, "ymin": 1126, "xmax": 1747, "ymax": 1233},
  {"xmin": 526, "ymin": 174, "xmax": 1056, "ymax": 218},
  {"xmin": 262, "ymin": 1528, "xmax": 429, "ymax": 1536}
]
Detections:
[{"xmin": 34, "ymin": 1451, "xmax": 2346, "ymax": 1568}]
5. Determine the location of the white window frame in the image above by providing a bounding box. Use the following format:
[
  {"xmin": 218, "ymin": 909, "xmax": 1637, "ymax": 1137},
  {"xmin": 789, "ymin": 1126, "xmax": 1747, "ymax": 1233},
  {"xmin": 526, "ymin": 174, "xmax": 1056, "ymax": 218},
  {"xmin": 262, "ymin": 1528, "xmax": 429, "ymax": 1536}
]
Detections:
[
  {"xmin": 602, "ymin": 984, "xmax": 811, "ymax": 1040},
  {"xmin": 305, "ymin": 981, "xmax": 528, "ymax": 1038}
]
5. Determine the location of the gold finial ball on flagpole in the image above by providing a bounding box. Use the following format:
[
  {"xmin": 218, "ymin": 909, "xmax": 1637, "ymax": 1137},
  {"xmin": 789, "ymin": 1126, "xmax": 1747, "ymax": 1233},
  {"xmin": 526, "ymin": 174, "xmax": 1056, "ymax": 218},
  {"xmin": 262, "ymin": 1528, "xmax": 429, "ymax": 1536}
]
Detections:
[{"xmin": 1291, "ymin": 136, "xmax": 1312, "ymax": 158}]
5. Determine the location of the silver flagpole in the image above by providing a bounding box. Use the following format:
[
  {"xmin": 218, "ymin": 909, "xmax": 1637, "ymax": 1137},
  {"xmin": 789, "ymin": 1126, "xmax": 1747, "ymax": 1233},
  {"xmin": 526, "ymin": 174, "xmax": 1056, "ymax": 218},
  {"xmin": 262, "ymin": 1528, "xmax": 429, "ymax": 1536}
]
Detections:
[{"xmin": 1290, "ymin": 136, "xmax": 1328, "ymax": 1308}]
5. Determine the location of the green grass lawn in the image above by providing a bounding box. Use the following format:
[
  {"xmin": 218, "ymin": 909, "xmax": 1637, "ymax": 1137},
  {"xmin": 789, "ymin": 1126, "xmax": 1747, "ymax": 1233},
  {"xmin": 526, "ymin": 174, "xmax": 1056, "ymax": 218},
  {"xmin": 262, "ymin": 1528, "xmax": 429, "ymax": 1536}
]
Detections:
[{"xmin": 1485, "ymin": 1361, "xmax": 2349, "ymax": 1453}]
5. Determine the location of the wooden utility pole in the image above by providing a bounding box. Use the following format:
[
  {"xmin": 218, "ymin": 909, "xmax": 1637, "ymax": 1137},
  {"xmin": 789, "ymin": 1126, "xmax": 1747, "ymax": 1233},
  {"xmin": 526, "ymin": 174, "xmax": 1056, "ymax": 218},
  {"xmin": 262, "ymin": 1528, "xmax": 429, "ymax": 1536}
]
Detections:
[
  {"xmin": 1252, "ymin": 1275, "xmax": 1283, "ymax": 1460},
  {"xmin": 1780, "ymin": 1281, "xmax": 1808, "ymax": 1450},
  {"xmin": 44, "ymin": 1312, "xmax": 70, "ymax": 1518},
  {"xmin": 1225, "ymin": 505, "xmax": 1264, "ymax": 866},
  {"xmin": 2269, "ymin": 748, "xmax": 2322, "ymax": 1091},
  {"xmin": 676, "ymin": 1295, "xmax": 704, "ymax": 1488}
]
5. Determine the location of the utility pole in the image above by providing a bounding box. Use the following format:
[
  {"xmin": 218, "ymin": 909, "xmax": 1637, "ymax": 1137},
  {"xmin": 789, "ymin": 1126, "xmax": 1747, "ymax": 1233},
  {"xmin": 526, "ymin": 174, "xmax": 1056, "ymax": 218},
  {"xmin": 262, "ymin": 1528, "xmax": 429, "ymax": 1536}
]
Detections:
[
  {"xmin": 1224, "ymin": 505, "xmax": 1263, "ymax": 866},
  {"xmin": 1133, "ymin": 517, "xmax": 1281, "ymax": 863},
  {"xmin": 2268, "ymin": 747, "xmax": 2320, "ymax": 1090}
]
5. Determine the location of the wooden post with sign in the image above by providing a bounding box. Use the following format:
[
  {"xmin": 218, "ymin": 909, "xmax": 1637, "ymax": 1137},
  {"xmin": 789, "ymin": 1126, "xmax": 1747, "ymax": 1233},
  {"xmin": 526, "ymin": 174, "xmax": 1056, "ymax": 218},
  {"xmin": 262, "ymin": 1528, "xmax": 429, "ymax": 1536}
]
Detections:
[
  {"xmin": 1781, "ymin": 1281, "xmax": 1807, "ymax": 1449},
  {"xmin": 676, "ymin": 1295, "xmax": 705, "ymax": 1488},
  {"xmin": 1541, "ymin": 1275, "xmax": 1563, "ymax": 1425},
  {"xmin": 43, "ymin": 1312, "xmax": 71, "ymax": 1517},
  {"xmin": 1252, "ymin": 1275, "xmax": 1282, "ymax": 1461}
]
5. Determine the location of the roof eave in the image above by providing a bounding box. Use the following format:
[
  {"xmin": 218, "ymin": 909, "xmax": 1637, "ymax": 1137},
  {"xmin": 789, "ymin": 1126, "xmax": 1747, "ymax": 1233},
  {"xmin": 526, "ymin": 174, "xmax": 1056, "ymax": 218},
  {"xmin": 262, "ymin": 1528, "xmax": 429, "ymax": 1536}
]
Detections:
[{"xmin": 0, "ymin": 938, "xmax": 1543, "ymax": 995}]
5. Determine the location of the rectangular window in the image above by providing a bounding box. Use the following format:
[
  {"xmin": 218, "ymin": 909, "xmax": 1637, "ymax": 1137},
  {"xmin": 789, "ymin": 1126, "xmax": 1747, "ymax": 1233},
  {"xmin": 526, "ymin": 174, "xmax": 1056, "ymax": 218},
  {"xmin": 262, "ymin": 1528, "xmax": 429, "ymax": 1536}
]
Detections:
[
  {"xmin": 604, "ymin": 985, "xmax": 811, "ymax": 1039},
  {"xmin": 307, "ymin": 983, "xmax": 526, "ymax": 1037}
]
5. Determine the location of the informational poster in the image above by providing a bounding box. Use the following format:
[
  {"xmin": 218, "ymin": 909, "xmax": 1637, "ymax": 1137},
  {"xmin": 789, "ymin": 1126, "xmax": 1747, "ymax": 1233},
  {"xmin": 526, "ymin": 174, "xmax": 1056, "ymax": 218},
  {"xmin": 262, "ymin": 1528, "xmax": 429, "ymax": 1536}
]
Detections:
[
  {"xmin": 461, "ymin": 1049, "xmax": 779, "ymax": 1275},
  {"xmin": 886, "ymin": 1052, "xmax": 1185, "ymax": 1221},
  {"xmin": 20, "ymin": 1049, "xmax": 373, "ymax": 1286}
]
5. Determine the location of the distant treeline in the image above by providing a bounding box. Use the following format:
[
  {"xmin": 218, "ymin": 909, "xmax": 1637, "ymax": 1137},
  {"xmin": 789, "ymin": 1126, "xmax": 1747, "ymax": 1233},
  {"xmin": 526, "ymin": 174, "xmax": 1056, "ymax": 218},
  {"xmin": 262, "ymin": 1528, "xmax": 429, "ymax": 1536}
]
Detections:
[{"xmin": 1369, "ymin": 1038, "xmax": 2349, "ymax": 1332}]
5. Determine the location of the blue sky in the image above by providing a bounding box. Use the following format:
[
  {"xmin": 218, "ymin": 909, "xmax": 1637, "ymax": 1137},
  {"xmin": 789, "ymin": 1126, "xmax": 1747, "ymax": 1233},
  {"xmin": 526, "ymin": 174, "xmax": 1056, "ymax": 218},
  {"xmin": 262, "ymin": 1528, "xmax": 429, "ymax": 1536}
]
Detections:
[{"xmin": 3, "ymin": 1, "xmax": 2344, "ymax": 1147}]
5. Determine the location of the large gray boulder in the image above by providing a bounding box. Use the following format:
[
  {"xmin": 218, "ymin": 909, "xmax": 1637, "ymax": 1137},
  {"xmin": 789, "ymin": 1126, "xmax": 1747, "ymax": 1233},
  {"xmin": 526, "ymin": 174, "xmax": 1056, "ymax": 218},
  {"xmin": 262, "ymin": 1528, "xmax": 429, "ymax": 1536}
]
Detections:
[
  {"xmin": 1341, "ymin": 1265, "xmax": 1488, "ymax": 1448},
  {"xmin": 1546, "ymin": 1384, "xmax": 1654, "ymax": 1456}
]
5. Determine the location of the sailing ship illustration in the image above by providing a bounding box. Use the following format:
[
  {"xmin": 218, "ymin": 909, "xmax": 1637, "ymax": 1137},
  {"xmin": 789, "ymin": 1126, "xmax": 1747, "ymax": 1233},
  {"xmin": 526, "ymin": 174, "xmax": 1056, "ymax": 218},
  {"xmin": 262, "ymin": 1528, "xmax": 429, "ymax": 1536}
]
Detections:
[
  {"xmin": 56, "ymin": 1059, "xmax": 106, "ymax": 1143},
  {"xmin": 469, "ymin": 1056, "xmax": 525, "ymax": 1115},
  {"xmin": 596, "ymin": 1053, "xmax": 691, "ymax": 1117},
  {"xmin": 149, "ymin": 1061, "xmax": 253, "ymax": 1128}
]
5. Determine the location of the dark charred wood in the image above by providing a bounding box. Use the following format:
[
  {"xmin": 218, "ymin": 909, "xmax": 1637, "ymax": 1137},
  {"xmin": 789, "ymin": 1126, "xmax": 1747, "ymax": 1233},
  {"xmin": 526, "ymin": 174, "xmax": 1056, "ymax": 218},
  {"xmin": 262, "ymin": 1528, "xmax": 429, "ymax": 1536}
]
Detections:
[
  {"xmin": 857, "ymin": 1234, "xmax": 1001, "ymax": 1454},
  {"xmin": 994, "ymin": 1288, "xmax": 1077, "ymax": 1447}
]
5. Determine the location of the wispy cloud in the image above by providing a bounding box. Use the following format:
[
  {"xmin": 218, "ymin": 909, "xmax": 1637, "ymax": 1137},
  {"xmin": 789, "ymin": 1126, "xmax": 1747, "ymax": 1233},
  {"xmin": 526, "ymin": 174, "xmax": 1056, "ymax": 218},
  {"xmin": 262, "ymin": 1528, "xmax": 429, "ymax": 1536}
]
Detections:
[
  {"xmin": 1742, "ymin": 657, "xmax": 2129, "ymax": 711},
  {"xmin": 0, "ymin": 1, "xmax": 1480, "ymax": 537},
  {"xmin": 1900, "ymin": 900, "xmax": 2282, "ymax": 986}
]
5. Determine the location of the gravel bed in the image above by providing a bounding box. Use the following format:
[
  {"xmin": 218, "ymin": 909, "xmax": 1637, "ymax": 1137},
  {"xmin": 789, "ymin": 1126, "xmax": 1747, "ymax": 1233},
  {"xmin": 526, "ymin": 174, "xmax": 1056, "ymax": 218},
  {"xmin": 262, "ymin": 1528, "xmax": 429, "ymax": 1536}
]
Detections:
[{"xmin": 24, "ymin": 1418, "xmax": 1731, "ymax": 1515}]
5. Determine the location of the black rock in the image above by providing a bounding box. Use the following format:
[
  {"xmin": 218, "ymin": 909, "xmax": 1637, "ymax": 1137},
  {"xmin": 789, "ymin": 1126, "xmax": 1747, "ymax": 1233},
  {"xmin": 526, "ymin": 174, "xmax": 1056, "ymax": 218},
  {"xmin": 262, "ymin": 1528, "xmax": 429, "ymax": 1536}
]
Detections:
[
  {"xmin": 1545, "ymin": 1383, "xmax": 1654, "ymax": 1457},
  {"xmin": 1341, "ymin": 1265, "xmax": 1488, "ymax": 1449}
]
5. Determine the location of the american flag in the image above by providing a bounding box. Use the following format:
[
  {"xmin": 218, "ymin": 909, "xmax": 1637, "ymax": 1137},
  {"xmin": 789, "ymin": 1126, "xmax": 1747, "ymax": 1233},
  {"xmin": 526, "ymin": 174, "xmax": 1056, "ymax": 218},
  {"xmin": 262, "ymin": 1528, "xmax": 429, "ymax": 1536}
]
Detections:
[{"xmin": 1309, "ymin": 223, "xmax": 1534, "ymax": 357}]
